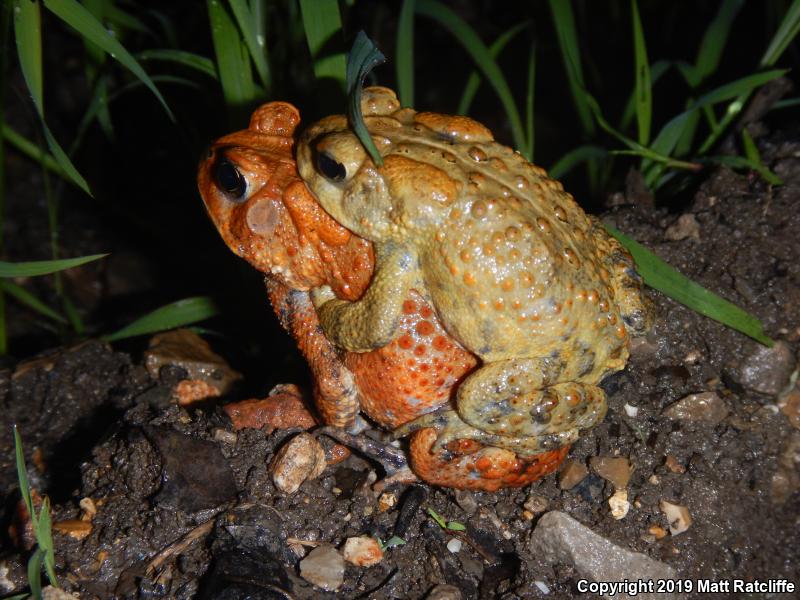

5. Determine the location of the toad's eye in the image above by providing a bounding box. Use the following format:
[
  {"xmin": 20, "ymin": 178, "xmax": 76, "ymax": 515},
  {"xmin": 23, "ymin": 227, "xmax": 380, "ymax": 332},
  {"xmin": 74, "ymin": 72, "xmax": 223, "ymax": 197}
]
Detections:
[
  {"xmin": 317, "ymin": 151, "xmax": 346, "ymax": 182},
  {"xmin": 214, "ymin": 158, "xmax": 247, "ymax": 200}
]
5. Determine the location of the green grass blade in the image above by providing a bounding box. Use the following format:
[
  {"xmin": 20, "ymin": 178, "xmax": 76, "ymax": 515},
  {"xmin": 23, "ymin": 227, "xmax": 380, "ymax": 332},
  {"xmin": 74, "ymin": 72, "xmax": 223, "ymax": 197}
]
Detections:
[
  {"xmin": 13, "ymin": 0, "xmax": 91, "ymax": 196},
  {"xmin": 228, "ymin": 0, "xmax": 271, "ymax": 92},
  {"xmin": 396, "ymin": 0, "xmax": 415, "ymax": 106},
  {"xmin": 37, "ymin": 497, "xmax": 57, "ymax": 587},
  {"xmin": 0, "ymin": 254, "xmax": 107, "ymax": 278},
  {"xmin": 27, "ymin": 548, "xmax": 44, "ymax": 600},
  {"xmin": 416, "ymin": 0, "xmax": 525, "ymax": 150},
  {"xmin": 773, "ymin": 97, "xmax": 800, "ymax": 109},
  {"xmin": 13, "ymin": 426, "xmax": 34, "ymax": 532},
  {"xmin": 346, "ymin": 32, "xmax": 386, "ymax": 167},
  {"xmin": 631, "ymin": 0, "xmax": 651, "ymax": 146},
  {"xmin": 457, "ymin": 22, "xmax": 527, "ymax": 116},
  {"xmin": 0, "ymin": 280, "xmax": 67, "ymax": 324},
  {"xmin": 707, "ymin": 152, "xmax": 782, "ymax": 186},
  {"xmin": 298, "ymin": 0, "xmax": 345, "ymax": 87},
  {"xmin": 524, "ymin": 43, "xmax": 535, "ymax": 161},
  {"xmin": 548, "ymin": 144, "xmax": 608, "ymax": 179},
  {"xmin": 606, "ymin": 225, "xmax": 773, "ymax": 346},
  {"xmin": 695, "ymin": 69, "xmax": 788, "ymax": 106},
  {"xmin": 208, "ymin": 0, "xmax": 255, "ymax": 122},
  {"xmin": 620, "ymin": 59, "xmax": 670, "ymax": 131},
  {"xmin": 548, "ymin": 0, "xmax": 594, "ymax": 136},
  {"xmin": 103, "ymin": 296, "xmax": 219, "ymax": 342},
  {"xmin": 43, "ymin": 0, "xmax": 175, "ymax": 122},
  {"xmin": 693, "ymin": 0, "xmax": 744, "ymax": 85},
  {"xmin": 138, "ymin": 49, "xmax": 218, "ymax": 79},
  {"xmin": 2, "ymin": 125, "xmax": 64, "ymax": 177},
  {"xmin": 761, "ymin": 0, "xmax": 800, "ymax": 66}
]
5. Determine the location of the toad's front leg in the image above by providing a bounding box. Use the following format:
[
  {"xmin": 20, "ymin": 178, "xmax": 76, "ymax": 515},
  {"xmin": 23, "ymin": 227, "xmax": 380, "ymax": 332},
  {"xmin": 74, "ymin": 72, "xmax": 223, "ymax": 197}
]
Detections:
[{"xmin": 312, "ymin": 243, "xmax": 417, "ymax": 353}]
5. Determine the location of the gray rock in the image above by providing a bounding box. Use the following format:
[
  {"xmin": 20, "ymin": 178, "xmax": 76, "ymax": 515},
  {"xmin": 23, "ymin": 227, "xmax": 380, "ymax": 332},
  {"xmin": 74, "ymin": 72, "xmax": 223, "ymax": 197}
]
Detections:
[
  {"xmin": 662, "ymin": 392, "xmax": 729, "ymax": 424},
  {"xmin": 529, "ymin": 511, "xmax": 684, "ymax": 600},
  {"xmin": 737, "ymin": 341, "xmax": 795, "ymax": 396},
  {"xmin": 299, "ymin": 544, "xmax": 345, "ymax": 591},
  {"xmin": 426, "ymin": 584, "xmax": 463, "ymax": 600}
]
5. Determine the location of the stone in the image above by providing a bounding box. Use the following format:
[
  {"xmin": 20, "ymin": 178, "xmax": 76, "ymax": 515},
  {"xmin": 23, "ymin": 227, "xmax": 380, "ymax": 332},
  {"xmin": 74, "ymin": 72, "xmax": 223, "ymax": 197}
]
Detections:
[
  {"xmin": 270, "ymin": 432, "xmax": 327, "ymax": 494},
  {"xmin": 664, "ymin": 455, "xmax": 686, "ymax": 474},
  {"xmin": 778, "ymin": 384, "xmax": 800, "ymax": 430},
  {"xmin": 771, "ymin": 432, "xmax": 800, "ymax": 504},
  {"xmin": 608, "ymin": 489, "xmax": 630, "ymax": 520},
  {"xmin": 453, "ymin": 489, "xmax": 478, "ymax": 515},
  {"xmin": 144, "ymin": 328, "xmax": 240, "ymax": 396},
  {"xmin": 530, "ymin": 511, "xmax": 683, "ymax": 600},
  {"xmin": 659, "ymin": 500, "xmax": 692, "ymax": 535},
  {"xmin": 589, "ymin": 457, "xmax": 633, "ymax": 489},
  {"xmin": 664, "ymin": 213, "xmax": 700, "ymax": 241},
  {"xmin": 737, "ymin": 341, "xmax": 795, "ymax": 396},
  {"xmin": 299, "ymin": 544, "xmax": 345, "ymax": 591},
  {"xmin": 662, "ymin": 392, "xmax": 729, "ymax": 424},
  {"xmin": 426, "ymin": 584, "xmax": 464, "ymax": 600},
  {"xmin": 52, "ymin": 519, "xmax": 92, "ymax": 540},
  {"xmin": 446, "ymin": 538, "xmax": 463, "ymax": 553},
  {"xmin": 523, "ymin": 493, "xmax": 549, "ymax": 515},
  {"xmin": 558, "ymin": 459, "xmax": 588, "ymax": 490},
  {"xmin": 224, "ymin": 384, "xmax": 316, "ymax": 432},
  {"xmin": 342, "ymin": 535, "xmax": 383, "ymax": 566}
]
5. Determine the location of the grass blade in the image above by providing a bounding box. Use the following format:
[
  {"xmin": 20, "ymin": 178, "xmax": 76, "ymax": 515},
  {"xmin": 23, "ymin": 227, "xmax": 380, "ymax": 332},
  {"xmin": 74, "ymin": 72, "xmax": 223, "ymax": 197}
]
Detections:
[
  {"xmin": 631, "ymin": 0, "xmax": 651, "ymax": 146},
  {"xmin": 228, "ymin": 0, "xmax": 271, "ymax": 92},
  {"xmin": 0, "ymin": 280, "xmax": 67, "ymax": 324},
  {"xmin": 416, "ymin": 0, "xmax": 525, "ymax": 151},
  {"xmin": 346, "ymin": 32, "xmax": 386, "ymax": 167},
  {"xmin": 707, "ymin": 152, "xmax": 782, "ymax": 186},
  {"xmin": 693, "ymin": 0, "xmax": 744, "ymax": 85},
  {"xmin": 43, "ymin": 0, "xmax": 175, "ymax": 121},
  {"xmin": 13, "ymin": 426, "xmax": 34, "ymax": 530},
  {"xmin": 606, "ymin": 225, "xmax": 773, "ymax": 346},
  {"xmin": 298, "ymin": 0, "xmax": 345, "ymax": 88},
  {"xmin": 38, "ymin": 496, "xmax": 57, "ymax": 586},
  {"xmin": 620, "ymin": 59, "xmax": 671, "ymax": 131},
  {"xmin": 524, "ymin": 43, "xmax": 535, "ymax": 161},
  {"xmin": 103, "ymin": 296, "xmax": 219, "ymax": 342},
  {"xmin": 13, "ymin": 0, "xmax": 91, "ymax": 196},
  {"xmin": 761, "ymin": 0, "xmax": 800, "ymax": 66},
  {"xmin": 27, "ymin": 548, "xmax": 44, "ymax": 600},
  {"xmin": 0, "ymin": 254, "xmax": 107, "ymax": 278},
  {"xmin": 138, "ymin": 49, "xmax": 218, "ymax": 79},
  {"xmin": 2, "ymin": 125, "xmax": 64, "ymax": 178},
  {"xmin": 548, "ymin": 144, "xmax": 608, "ymax": 179},
  {"xmin": 695, "ymin": 69, "xmax": 787, "ymax": 106},
  {"xmin": 548, "ymin": 0, "xmax": 594, "ymax": 136},
  {"xmin": 457, "ymin": 22, "xmax": 528, "ymax": 116},
  {"xmin": 396, "ymin": 0, "xmax": 415, "ymax": 106},
  {"xmin": 208, "ymin": 0, "xmax": 255, "ymax": 123}
]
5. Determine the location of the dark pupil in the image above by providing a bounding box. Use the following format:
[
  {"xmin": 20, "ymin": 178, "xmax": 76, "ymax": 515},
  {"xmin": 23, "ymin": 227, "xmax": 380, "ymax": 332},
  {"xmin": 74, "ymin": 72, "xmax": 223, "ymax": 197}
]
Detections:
[
  {"xmin": 214, "ymin": 158, "xmax": 246, "ymax": 199},
  {"xmin": 317, "ymin": 152, "xmax": 346, "ymax": 182}
]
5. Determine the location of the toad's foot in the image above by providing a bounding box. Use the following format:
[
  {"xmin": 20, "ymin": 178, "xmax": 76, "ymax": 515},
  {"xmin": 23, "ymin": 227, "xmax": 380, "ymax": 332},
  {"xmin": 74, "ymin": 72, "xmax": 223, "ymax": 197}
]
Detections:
[
  {"xmin": 393, "ymin": 408, "xmax": 565, "ymax": 458},
  {"xmin": 314, "ymin": 426, "xmax": 416, "ymax": 484}
]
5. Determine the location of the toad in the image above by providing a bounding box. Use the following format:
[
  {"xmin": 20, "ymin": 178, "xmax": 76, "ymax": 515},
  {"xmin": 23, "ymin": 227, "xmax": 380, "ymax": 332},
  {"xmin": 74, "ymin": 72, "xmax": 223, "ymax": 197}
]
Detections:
[
  {"xmin": 198, "ymin": 101, "xmax": 568, "ymax": 490},
  {"xmin": 298, "ymin": 87, "xmax": 652, "ymax": 457}
]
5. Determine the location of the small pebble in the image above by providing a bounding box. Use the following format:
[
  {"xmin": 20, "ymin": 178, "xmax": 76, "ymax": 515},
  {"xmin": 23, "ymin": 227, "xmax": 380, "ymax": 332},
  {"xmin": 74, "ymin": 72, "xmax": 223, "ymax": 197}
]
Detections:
[
  {"xmin": 664, "ymin": 455, "xmax": 686, "ymax": 473},
  {"xmin": 212, "ymin": 428, "xmax": 238, "ymax": 445},
  {"xmin": 659, "ymin": 500, "xmax": 692, "ymax": 535},
  {"xmin": 662, "ymin": 392, "xmax": 729, "ymax": 424},
  {"xmin": 623, "ymin": 403, "xmax": 639, "ymax": 417},
  {"xmin": 648, "ymin": 474, "xmax": 660, "ymax": 485},
  {"xmin": 52, "ymin": 519, "xmax": 92, "ymax": 540},
  {"xmin": 737, "ymin": 341, "xmax": 795, "ymax": 396},
  {"xmin": 608, "ymin": 489, "xmax": 630, "ymax": 520},
  {"xmin": 589, "ymin": 456, "xmax": 633, "ymax": 489},
  {"xmin": 379, "ymin": 491, "xmax": 397, "ymax": 512},
  {"xmin": 299, "ymin": 544, "xmax": 345, "ymax": 591},
  {"xmin": 664, "ymin": 213, "xmax": 700, "ymax": 241},
  {"xmin": 79, "ymin": 497, "xmax": 97, "ymax": 520},
  {"xmin": 454, "ymin": 489, "xmax": 478, "ymax": 514},
  {"xmin": 446, "ymin": 538, "xmax": 462, "ymax": 553},
  {"xmin": 270, "ymin": 433, "xmax": 326, "ymax": 494},
  {"xmin": 558, "ymin": 459, "xmax": 588, "ymax": 490},
  {"xmin": 523, "ymin": 493, "xmax": 549, "ymax": 515},
  {"xmin": 534, "ymin": 580, "xmax": 551, "ymax": 594},
  {"xmin": 342, "ymin": 536, "xmax": 383, "ymax": 567},
  {"xmin": 426, "ymin": 584, "xmax": 463, "ymax": 600},
  {"xmin": 648, "ymin": 525, "xmax": 667, "ymax": 539}
]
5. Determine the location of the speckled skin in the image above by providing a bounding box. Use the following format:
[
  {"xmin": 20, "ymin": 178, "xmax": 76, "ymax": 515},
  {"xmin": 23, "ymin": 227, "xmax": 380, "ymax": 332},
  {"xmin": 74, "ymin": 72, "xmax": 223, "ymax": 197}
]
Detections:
[
  {"xmin": 198, "ymin": 102, "xmax": 569, "ymax": 490},
  {"xmin": 298, "ymin": 87, "xmax": 652, "ymax": 457}
]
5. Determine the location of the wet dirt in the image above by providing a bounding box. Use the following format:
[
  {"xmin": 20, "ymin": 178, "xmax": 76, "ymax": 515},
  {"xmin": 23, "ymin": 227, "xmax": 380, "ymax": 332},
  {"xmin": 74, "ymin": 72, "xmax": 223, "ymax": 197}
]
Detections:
[{"xmin": 2, "ymin": 134, "xmax": 799, "ymax": 599}]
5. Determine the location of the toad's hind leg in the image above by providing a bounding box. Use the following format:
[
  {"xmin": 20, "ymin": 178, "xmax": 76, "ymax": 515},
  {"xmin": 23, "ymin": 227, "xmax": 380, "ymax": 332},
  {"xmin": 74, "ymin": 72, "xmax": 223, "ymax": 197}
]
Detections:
[
  {"xmin": 455, "ymin": 359, "xmax": 607, "ymax": 456},
  {"xmin": 588, "ymin": 217, "xmax": 653, "ymax": 336}
]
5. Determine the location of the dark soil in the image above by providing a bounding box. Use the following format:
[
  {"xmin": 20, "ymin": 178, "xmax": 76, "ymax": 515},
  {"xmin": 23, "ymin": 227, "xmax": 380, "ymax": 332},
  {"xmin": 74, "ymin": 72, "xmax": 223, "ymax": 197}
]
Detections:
[{"xmin": 2, "ymin": 136, "xmax": 799, "ymax": 599}]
